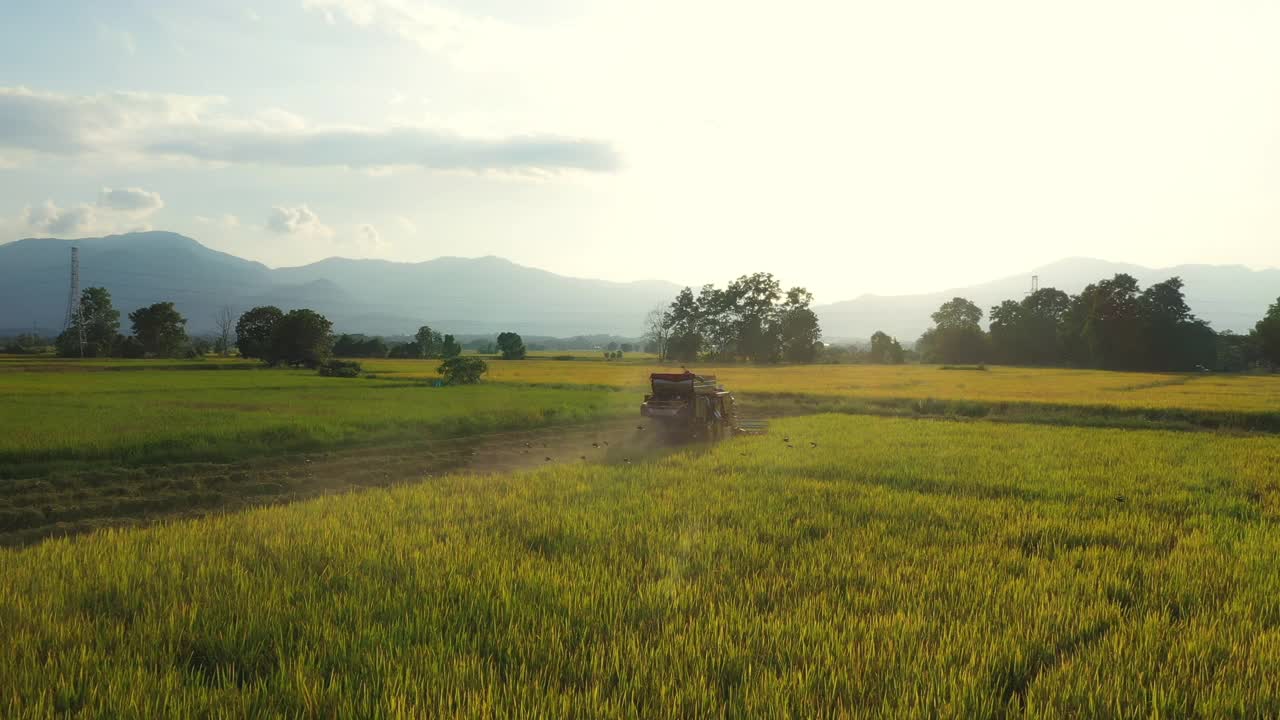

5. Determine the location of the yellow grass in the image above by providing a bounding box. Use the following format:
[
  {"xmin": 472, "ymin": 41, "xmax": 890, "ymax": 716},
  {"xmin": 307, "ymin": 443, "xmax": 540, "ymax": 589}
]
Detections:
[{"xmin": 365, "ymin": 359, "xmax": 1280, "ymax": 414}]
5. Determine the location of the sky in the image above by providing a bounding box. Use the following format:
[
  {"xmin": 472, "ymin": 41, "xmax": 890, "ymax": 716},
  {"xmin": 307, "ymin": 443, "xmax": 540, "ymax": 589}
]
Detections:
[{"xmin": 1, "ymin": 0, "xmax": 1279, "ymax": 303}]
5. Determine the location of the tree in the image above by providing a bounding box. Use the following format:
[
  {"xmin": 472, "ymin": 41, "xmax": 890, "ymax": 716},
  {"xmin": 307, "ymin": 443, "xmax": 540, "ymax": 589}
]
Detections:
[
  {"xmin": 56, "ymin": 287, "xmax": 120, "ymax": 358},
  {"xmin": 867, "ymin": 331, "xmax": 905, "ymax": 364},
  {"xmin": 268, "ymin": 309, "xmax": 333, "ymax": 368},
  {"xmin": 129, "ymin": 302, "xmax": 188, "ymax": 358},
  {"xmin": 333, "ymin": 334, "xmax": 389, "ymax": 358},
  {"xmin": 438, "ymin": 357, "xmax": 488, "ymax": 385},
  {"xmin": 776, "ymin": 287, "xmax": 821, "ymax": 362},
  {"xmin": 664, "ymin": 288, "xmax": 702, "ymax": 362},
  {"xmin": 1138, "ymin": 277, "xmax": 1215, "ymax": 370},
  {"xmin": 606, "ymin": 341, "xmax": 619, "ymax": 352},
  {"xmin": 1019, "ymin": 288, "xmax": 1072, "ymax": 365},
  {"xmin": 1254, "ymin": 296, "xmax": 1280, "ymax": 368},
  {"xmin": 643, "ymin": 306, "xmax": 670, "ymax": 361},
  {"xmin": 496, "ymin": 331, "xmax": 527, "ymax": 360},
  {"xmin": 214, "ymin": 305, "xmax": 235, "ymax": 356},
  {"xmin": 987, "ymin": 300, "xmax": 1023, "ymax": 365},
  {"xmin": 415, "ymin": 326, "xmax": 442, "ymax": 358},
  {"xmin": 1074, "ymin": 274, "xmax": 1142, "ymax": 369},
  {"xmin": 236, "ymin": 306, "xmax": 284, "ymax": 360},
  {"xmin": 919, "ymin": 297, "xmax": 986, "ymax": 364},
  {"xmin": 440, "ymin": 334, "xmax": 463, "ymax": 359},
  {"xmin": 726, "ymin": 272, "xmax": 783, "ymax": 361}
]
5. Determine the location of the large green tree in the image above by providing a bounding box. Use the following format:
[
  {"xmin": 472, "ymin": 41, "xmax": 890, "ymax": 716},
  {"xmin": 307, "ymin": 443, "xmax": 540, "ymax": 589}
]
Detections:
[
  {"xmin": 496, "ymin": 332, "xmax": 527, "ymax": 360},
  {"xmin": 129, "ymin": 302, "xmax": 189, "ymax": 357},
  {"xmin": 867, "ymin": 331, "xmax": 905, "ymax": 364},
  {"xmin": 415, "ymin": 326, "xmax": 442, "ymax": 358},
  {"xmin": 1138, "ymin": 277, "xmax": 1215, "ymax": 370},
  {"xmin": 268, "ymin": 309, "xmax": 333, "ymax": 368},
  {"xmin": 776, "ymin": 287, "xmax": 821, "ymax": 362},
  {"xmin": 1074, "ymin": 274, "xmax": 1143, "ymax": 370},
  {"xmin": 1255, "ymin": 296, "xmax": 1280, "ymax": 368},
  {"xmin": 664, "ymin": 287, "xmax": 702, "ymax": 362},
  {"xmin": 919, "ymin": 297, "xmax": 986, "ymax": 364},
  {"xmin": 440, "ymin": 334, "xmax": 463, "ymax": 359},
  {"xmin": 56, "ymin": 287, "xmax": 120, "ymax": 357},
  {"xmin": 236, "ymin": 306, "xmax": 284, "ymax": 360},
  {"xmin": 660, "ymin": 274, "xmax": 822, "ymax": 363}
]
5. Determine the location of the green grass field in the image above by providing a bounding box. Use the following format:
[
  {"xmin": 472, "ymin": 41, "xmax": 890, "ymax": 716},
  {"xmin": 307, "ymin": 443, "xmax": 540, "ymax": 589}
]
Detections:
[
  {"xmin": 2, "ymin": 356, "xmax": 1279, "ymax": 716},
  {"xmin": 0, "ymin": 365, "xmax": 630, "ymax": 477},
  {"xmin": 3, "ymin": 414, "xmax": 1279, "ymax": 717}
]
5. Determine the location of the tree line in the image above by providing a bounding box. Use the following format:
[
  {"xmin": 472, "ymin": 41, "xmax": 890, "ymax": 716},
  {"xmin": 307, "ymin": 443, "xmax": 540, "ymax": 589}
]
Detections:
[
  {"xmin": 647, "ymin": 272, "xmax": 823, "ymax": 363},
  {"xmin": 911, "ymin": 274, "xmax": 1280, "ymax": 371},
  {"xmin": 54, "ymin": 287, "xmax": 192, "ymax": 359}
]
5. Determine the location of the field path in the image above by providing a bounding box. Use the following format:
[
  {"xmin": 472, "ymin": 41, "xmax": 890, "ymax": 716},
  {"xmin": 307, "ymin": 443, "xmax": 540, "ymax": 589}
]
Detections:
[{"xmin": 2, "ymin": 419, "xmax": 689, "ymax": 547}]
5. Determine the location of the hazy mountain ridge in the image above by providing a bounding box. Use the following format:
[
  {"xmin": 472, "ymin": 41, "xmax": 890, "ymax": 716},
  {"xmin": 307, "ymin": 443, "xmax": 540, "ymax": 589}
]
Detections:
[
  {"xmin": 2, "ymin": 233, "xmax": 1275, "ymax": 340},
  {"xmin": 814, "ymin": 257, "xmax": 1280, "ymax": 342},
  {"xmin": 0, "ymin": 232, "xmax": 680, "ymax": 336}
]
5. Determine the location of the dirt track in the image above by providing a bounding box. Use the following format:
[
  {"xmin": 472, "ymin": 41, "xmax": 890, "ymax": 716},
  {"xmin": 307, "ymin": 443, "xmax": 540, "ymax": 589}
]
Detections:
[{"xmin": 2, "ymin": 419, "xmax": 692, "ymax": 547}]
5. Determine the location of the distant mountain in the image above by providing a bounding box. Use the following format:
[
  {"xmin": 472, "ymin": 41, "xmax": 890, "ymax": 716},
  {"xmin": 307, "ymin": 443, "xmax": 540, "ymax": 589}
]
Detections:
[
  {"xmin": 815, "ymin": 257, "xmax": 1280, "ymax": 343},
  {"xmin": 0, "ymin": 232, "xmax": 680, "ymax": 336},
  {"xmin": 4, "ymin": 234, "xmax": 1275, "ymax": 343}
]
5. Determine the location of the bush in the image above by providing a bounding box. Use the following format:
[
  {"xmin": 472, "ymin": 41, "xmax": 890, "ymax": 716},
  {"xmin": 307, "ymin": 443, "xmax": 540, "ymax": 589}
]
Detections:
[
  {"xmin": 438, "ymin": 357, "xmax": 488, "ymax": 385},
  {"xmin": 318, "ymin": 359, "xmax": 363, "ymax": 378}
]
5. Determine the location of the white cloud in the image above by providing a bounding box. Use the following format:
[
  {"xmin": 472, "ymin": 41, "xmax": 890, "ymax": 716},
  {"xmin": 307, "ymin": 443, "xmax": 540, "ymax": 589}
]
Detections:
[
  {"xmin": 266, "ymin": 205, "xmax": 334, "ymax": 239},
  {"xmin": 23, "ymin": 201, "xmax": 96, "ymax": 235},
  {"xmin": 98, "ymin": 186, "xmax": 164, "ymax": 212},
  {"xmin": 19, "ymin": 186, "xmax": 165, "ymax": 237},
  {"xmin": 0, "ymin": 86, "xmax": 618, "ymax": 173},
  {"xmin": 196, "ymin": 213, "xmax": 240, "ymax": 229},
  {"xmin": 302, "ymin": 0, "xmax": 514, "ymax": 66}
]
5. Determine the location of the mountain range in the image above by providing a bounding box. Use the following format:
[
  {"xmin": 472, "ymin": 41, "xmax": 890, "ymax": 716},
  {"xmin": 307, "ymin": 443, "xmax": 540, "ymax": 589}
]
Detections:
[{"xmin": 1, "ymin": 232, "xmax": 1276, "ymax": 340}]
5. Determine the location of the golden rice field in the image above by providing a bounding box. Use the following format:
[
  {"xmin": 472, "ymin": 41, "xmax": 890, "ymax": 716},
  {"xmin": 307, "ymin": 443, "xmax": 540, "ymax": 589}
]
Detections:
[
  {"xmin": 367, "ymin": 358, "xmax": 1280, "ymax": 415},
  {"xmin": 4, "ymin": 414, "xmax": 1279, "ymax": 717}
]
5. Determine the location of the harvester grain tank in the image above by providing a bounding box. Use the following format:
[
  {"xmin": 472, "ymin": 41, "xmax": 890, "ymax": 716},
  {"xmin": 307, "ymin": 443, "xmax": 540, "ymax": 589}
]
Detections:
[{"xmin": 640, "ymin": 371, "xmax": 765, "ymax": 440}]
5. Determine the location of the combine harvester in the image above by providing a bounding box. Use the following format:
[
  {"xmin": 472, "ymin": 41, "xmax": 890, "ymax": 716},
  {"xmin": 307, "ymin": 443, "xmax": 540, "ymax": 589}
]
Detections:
[{"xmin": 640, "ymin": 370, "xmax": 768, "ymax": 441}]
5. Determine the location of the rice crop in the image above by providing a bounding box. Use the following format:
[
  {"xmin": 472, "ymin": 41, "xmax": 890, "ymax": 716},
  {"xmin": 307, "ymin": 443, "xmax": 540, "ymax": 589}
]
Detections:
[{"xmin": 3, "ymin": 414, "xmax": 1278, "ymax": 717}]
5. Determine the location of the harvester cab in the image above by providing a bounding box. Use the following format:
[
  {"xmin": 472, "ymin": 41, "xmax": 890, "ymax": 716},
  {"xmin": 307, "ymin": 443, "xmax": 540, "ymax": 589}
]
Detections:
[{"xmin": 640, "ymin": 371, "xmax": 765, "ymax": 441}]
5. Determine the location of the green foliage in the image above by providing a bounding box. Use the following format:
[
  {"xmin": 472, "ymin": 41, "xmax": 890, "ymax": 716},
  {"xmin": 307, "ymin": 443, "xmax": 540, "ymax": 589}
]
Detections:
[
  {"xmin": 56, "ymin": 287, "xmax": 121, "ymax": 357},
  {"xmin": 497, "ymin": 332, "xmax": 527, "ymax": 360},
  {"xmin": 440, "ymin": 334, "xmax": 463, "ymax": 359},
  {"xmin": 268, "ymin": 309, "xmax": 333, "ymax": 368},
  {"xmin": 867, "ymin": 331, "xmax": 905, "ymax": 364},
  {"xmin": 663, "ymin": 275, "xmax": 822, "ymax": 363},
  {"xmin": 2, "ymin": 333, "xmax": 50, "ymax": 355},
  {"xmin": 3, "ymin": 414, "xmax": 1280, "ymax": 715},
  {"xmin": 128, "ymin": 302, "xmax": 189, "ymax": 358},
  {"xmin": 415, "ymin": 325, "xmax": 441, "ymax": 358},
  {"xmin": 317, "ymin": 359, "xmax": 363, "ymax": 378},
  {"xmin": 235, "ymin": 306, "xmax": 283, "ymax": 360},
  {"xmin": 333, "ymin": 334, "xmax": 389, "ymax": 358},
  {"xmin": 437, "ymin": 356, "xmax": 488, "ymax": 385},
  {"xmin": 1255, "ymin": 297, "xmax": 1280, "ymax": 368},
  {"xmin": 918, "ymin": 298, "xmax": 987, "ymax": 364}
]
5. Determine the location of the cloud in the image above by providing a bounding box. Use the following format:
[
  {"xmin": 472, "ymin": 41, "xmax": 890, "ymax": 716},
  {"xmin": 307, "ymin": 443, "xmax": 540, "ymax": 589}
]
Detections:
[
  {"xmin": 195, "ymin": 213, "xmax": 241, "ymax": 229},
  {"xmin": 0, "ymin": 86, "xmax": 618, "ymax": 173},
  {"xmin": 98, "ymin": 187, "xmax": 164, "ymax": 212},
  {"xmin": 302, "ymin": 0, "xmax": 516, "ymax": 66},
  {"xmin": 23, "ymin": 201, "xmax": 96, "ymax": 235},
  {"xmin": 145, "ymin": 126, "xmax": 619, "ymax": 173},
  {"xmin": 19, "ymin": 185, "xmax": 166, "ymax": 237},
  {"xmin": 266, "ymin": 205, "xmax": 334, "ymax": 239}
]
